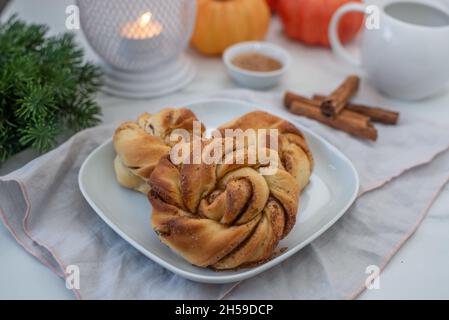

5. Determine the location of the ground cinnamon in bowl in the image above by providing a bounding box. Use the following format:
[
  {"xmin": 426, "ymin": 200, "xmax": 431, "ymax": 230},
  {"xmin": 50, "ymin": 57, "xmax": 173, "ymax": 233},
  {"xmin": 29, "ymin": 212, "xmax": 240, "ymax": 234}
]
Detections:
[{"xmin": 231, "ymin": 52, "xmax": 283, "ymax": 72}]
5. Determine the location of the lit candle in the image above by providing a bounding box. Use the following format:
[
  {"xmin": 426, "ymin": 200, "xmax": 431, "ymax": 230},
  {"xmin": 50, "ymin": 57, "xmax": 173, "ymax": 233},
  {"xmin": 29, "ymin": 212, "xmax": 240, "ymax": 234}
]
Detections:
[
  {"xmin": 119, "ymin": 11, "xmax": 163, "ymax": 58},
  {"xmin": 121, "ymin": 11, "xmax": 163, "ymax": 40}
]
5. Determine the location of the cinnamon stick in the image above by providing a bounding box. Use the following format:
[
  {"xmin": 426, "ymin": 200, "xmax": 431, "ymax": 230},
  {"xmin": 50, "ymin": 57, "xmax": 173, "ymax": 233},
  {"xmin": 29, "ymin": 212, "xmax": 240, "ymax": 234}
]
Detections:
[
  {"xmin": 321, "ymin": 75, "xmax": 360, "ymax": 117},
  {"xmin": 314, "ymin": 94, "xmax": 399, "ymax": 125},
  {"xmin": 287, "ymin": 97, "xmax": 378, "ymax": 141},
  {"xmin": 284, "ymin": 91, "xmax": 321, "ymax": 109}
]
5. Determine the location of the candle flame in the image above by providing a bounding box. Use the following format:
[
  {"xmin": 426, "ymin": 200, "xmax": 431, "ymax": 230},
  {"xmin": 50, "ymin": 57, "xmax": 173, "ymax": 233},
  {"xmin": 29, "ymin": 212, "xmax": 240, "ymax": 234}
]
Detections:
[
  {"xmin": 121, "ymin": 11, "xmax": 162, "ymax": 40},
  {"xmin": 139, "ymin": 12, "xmax": 152, "ymax": 27}
]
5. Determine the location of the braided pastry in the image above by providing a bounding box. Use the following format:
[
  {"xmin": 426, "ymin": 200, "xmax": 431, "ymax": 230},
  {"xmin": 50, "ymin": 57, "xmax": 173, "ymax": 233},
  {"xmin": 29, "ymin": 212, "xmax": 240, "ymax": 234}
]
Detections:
[
  {"xmin": 113, "ymin": 108, "xmax": 204, "ymax": 194},
  {"xmin": 148, "ymin": 111, "xmax": 313, "ymax": 269}
]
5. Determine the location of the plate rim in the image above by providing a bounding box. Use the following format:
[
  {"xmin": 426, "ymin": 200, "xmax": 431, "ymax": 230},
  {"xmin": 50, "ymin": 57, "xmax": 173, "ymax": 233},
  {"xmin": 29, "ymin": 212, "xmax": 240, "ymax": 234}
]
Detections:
[{"xmin": 78, "ymin": 98, "xmax": 360, "ymax": 284}]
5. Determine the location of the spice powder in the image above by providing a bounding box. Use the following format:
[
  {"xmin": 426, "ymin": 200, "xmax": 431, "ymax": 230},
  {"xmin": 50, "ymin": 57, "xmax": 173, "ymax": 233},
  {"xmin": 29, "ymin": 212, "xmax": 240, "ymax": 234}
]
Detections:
[{"xmin": 231, "ymin": 52, "xmax": 283, "ymax": 72}]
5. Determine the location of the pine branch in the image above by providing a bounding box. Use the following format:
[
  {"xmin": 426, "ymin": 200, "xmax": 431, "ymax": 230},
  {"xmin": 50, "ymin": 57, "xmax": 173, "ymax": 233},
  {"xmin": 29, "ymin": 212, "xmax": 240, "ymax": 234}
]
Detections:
[
  {"xmin": 0, "ymin": 16, "xmax": 102, "ymax": 163},
  {"xmin": 67, "ymin": 95, "xmax": 102, "ymax": 131},
  {"xmin": 18, "ymin": 116, "xmax": 61, "ymax": 152},
  {"xmin": 15, "ymin": 83, "xmax": 57, "ymax": 121}
]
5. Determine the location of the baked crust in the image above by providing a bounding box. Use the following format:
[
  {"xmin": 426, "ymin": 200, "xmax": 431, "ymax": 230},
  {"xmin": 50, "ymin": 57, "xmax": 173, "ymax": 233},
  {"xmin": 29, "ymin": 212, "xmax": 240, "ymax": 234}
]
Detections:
[
  {"xmin": 113, "ymin": 108, "xmax": 204, "ymax": 193},
  {"xmin": 148, "ymin": 111, "xmax": 313, "ymax": 269}
]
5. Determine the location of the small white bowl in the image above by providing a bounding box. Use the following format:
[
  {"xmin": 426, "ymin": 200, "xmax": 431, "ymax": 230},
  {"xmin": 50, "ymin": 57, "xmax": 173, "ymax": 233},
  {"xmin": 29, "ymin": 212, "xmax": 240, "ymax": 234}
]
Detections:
[{"xmin": 223, "ymin": 41, "xmax": 290, "ymax": 90}]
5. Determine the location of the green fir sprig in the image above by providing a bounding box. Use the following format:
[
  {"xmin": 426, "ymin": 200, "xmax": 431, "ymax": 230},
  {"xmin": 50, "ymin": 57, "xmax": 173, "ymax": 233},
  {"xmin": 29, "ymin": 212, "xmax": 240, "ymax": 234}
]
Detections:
[{"xmin": 0, "ymin": 15, "xmax": 102, "ymax": 162}]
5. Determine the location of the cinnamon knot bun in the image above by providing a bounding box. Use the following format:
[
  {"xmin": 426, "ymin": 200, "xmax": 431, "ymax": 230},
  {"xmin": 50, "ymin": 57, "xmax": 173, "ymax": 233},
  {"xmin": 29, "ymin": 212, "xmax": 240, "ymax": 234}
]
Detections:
[
  {"xmin": 148, "ymin": 111, "xmax": 313, "ymax": 269},
  {"xmin": 113, "ymin": 108, "xmax": 204, "ymax": 194}
]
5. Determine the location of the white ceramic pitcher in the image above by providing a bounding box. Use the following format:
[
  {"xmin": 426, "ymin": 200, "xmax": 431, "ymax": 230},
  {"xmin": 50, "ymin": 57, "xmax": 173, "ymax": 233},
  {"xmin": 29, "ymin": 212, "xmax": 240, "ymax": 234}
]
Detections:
[{"xmin": 329, "ymin": 1, "xmax": 449, "ymax": 100}]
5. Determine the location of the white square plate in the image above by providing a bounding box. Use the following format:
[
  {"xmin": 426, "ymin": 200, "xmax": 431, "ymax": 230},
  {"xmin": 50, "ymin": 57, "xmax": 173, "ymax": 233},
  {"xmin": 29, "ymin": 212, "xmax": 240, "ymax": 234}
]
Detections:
[{"xmin": 79, "ymin": 99, "xmax": 359, "ymax": 283}]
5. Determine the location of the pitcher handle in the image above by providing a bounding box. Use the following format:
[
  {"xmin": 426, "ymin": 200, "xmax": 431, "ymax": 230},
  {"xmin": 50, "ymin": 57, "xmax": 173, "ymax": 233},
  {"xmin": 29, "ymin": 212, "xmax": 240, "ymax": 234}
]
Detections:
[{"xmin": 329, "ymin": 3, "xmax": 368, "ymax": 67}]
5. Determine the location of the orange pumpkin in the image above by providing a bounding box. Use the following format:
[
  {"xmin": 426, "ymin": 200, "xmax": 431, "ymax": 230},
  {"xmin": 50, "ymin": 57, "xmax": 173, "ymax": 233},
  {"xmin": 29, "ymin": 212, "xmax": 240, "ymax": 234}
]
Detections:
[
  {"xmin": 191, "ymin": 0, "xmax": 271, "ymax": 55},
  {"xmin": 278, "ymin": 0, "xmax": 363, "ymax": 47}
]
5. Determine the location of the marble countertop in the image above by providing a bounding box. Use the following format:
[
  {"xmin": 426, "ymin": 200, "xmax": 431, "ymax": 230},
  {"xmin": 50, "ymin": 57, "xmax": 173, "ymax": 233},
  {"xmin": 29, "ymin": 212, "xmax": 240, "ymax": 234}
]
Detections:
[{"xmin": 1, "ymin": 0, "xmax": 448, "ymax": 299}]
